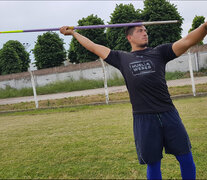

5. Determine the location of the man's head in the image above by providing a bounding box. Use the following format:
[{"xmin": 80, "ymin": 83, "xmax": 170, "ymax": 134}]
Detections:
[{"xmin": 125, "ymin": 20, "xmax": 148, "ymax": 51}]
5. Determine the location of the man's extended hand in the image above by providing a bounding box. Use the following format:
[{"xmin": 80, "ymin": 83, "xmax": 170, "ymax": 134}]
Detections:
[{"xmin": 60, "ymin": 26, "xmax": 74, "ymax": 36}]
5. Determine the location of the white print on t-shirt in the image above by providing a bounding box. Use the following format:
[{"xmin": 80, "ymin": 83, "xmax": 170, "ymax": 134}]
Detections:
[{"xmin": 129, "ymin": 60, "xmax": 155, "ymax": 76}]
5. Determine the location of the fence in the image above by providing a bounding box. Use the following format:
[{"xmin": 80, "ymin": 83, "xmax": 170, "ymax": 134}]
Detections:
[{"xmin": 0, "ymin": 45, "xmax": 207, "ymax": 108}]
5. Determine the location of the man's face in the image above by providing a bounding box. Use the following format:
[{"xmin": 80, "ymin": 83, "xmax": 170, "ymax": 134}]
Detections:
[{"xmin": 127, "ymin": 26, "xmax": 148, "ymax": 48}]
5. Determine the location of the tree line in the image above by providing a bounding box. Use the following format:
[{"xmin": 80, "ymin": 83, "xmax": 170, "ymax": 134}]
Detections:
[{"xmin": 0, "ymin": 0, "xmax": 205, "ymax": 75}]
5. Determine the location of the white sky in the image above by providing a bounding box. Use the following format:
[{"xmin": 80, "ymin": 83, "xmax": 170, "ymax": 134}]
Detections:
[{"xmin": 0, "ymin": 0, "xmax": 207, "ymax": 59}]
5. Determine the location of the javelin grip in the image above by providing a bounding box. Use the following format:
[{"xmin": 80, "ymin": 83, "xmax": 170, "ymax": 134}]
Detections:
[
  {"xmin": 0, "ymin": 20, "xmax": 179, "ymax": 34},
  {"xmin": 66, "ymin": 26, "xmax": 75, "ymax": 30}
]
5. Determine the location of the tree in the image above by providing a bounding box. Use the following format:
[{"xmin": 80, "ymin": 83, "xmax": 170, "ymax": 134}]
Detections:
[
  {"xmin": 106, "ymin": 3, "xmax": 142, "ymax": 51},
  {"xmin": 142, "ymin": 0, "xmax": 183, "ymax": 47},
  {"xmin": 33, "ymin": 32, "xmax": 66, "ymax": 69},
  {"xmin": 0, "ymin": 40, "xmax": 30, "ymax": 75},
  {"xmin": 188, "ymin": 15, "xmax": 205, "ymax": 45},
  {"xmin": 68, "ymin": 14, "xmax": 106, "ymax": 63},
  {"xmin": 68, "ymin": 38, "xmax": 78, "ymax": 63}
]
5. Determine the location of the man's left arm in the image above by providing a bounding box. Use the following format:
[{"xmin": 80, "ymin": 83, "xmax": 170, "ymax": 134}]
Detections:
[{"xmin": 172, "ymin": 21, "xmax": 207, "ymax": 57}]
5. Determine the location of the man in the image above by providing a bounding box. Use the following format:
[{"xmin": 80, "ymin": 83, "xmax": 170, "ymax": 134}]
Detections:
[{"xmin": 60, "ymin": 20, "xmax": 207, "ymax": 179}]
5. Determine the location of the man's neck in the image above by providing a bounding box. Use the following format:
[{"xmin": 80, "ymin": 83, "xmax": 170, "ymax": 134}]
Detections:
[{"xmin": 131, "ymin": 46, "xmax": 147, "ymax": 52}]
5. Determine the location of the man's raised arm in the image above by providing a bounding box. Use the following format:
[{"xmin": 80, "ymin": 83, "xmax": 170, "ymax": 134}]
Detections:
[
  {"xmin": 172, "ymin": 21, "xmax": 207, "ymax": 57},
  {"xmin": 60, "ymin": 26, "xmax": 111, "ymax": 60}
]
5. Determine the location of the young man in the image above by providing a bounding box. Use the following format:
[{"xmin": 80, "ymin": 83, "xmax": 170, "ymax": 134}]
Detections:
[{"xmin": 60, "ymin": 20, "xmax": 207, "ymax": 179}]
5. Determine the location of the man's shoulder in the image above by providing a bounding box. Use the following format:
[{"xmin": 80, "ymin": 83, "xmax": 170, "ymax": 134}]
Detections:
[
  {"xmin": 153, "ymin": 43, "xmax": 177, "ymax": 61},
  {"xmin": 109, "ymin": 49, "xmax": 134, "ymax": 58},
  {"xmin": 111, "ymin": 49, "xmax": 131, "ymax": 54},
  {"xmin": 153, "ymin": 43, "xmax": 174, "ymax": 51}
]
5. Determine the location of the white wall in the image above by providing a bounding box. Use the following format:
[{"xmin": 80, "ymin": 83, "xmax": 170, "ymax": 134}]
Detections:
[
  {"xmin": 0, "ymin": 51, "xmax": 207, "ymax": 90},
  {"xmin": 166, "ymin": 52, "xmax": 207, "ymax": 72}
]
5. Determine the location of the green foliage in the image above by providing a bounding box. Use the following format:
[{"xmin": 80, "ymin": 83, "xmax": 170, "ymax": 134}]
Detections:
[
  {"xmin": 33, "ymin": 32, "xmax": 66, "ymax": 69},
  {"xmin": 142, "ymin": 0, "xmax": 183, "ymax": 47},
  {"xmin": 68, "ymin": 39, "xmax": 78, "ymax": 63},
  {"xmin": 188, "ymin": 15, "xmax": 205, "ymax": 45},
  {"xmin": 189, "ymin": 16, "xmax": 205, "ymax": 32},
  {"xmin": 106, "ymin": 3, "xmax": 142, "ymax": 51},
  {"xmin": 0, "ymin": 41, "xmax": 30, "ymax": 75},
  {"xmin": 68, "ymin": 14, "xmax": 106, "ymax": 63}
]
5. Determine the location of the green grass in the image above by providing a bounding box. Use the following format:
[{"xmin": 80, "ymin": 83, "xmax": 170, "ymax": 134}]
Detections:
[
  {"xmin": 165, "ymin": 71, "xmax": 186, "ymax": 80},
  {"xmin": 0, "ymin": 79, "xmax": 104, "ymax": 99},
  {"xmin": 0, "ymin": 96, "xmax": 207, "ymax": 179},
  {"xmin": 0, "ymin": 69, "xmax": 206, "ymax": 99},
  {"xmin": 165, "ymin": 68, "xmax": 207, "ymax": 80},
  {"xmin": 0, "ymin": 76, "xmax": 125, "ymax": 99}
]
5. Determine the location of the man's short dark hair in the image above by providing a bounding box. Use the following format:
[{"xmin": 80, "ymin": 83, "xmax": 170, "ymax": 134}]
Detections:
[{"xmin": 125, "ymin": 20, "xmax": 143, "ymax": 36}]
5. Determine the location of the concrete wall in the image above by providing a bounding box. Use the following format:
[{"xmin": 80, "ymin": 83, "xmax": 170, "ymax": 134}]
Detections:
[
  {"xmin": 198, "ymin": 52, "xmax": 207, "ymax": 69},
  {"xmin": 0, "ymin": 61, "xmax": 106, "ymax": 89},
  {"xmin": 0, "ymin": 48, "xmax": 207, "ymax": 90},
  {"xmin": 166, "ymin": 51, "xmax": 207, "ymax": 72}
]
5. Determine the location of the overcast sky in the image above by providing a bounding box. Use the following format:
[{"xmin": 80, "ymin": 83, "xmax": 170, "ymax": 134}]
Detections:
[{"xmin": 0, "ymin": 1, "xmax": 207, "ymax": 59}]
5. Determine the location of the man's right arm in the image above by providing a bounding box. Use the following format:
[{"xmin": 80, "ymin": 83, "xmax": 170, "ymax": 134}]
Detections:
[{"xmin": 60, "ymin": 26, "xmax": 111, "ymax": 60}]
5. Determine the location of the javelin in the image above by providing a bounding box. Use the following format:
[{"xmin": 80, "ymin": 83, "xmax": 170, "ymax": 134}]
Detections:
[{"xmin": 0, "ymin": 20, "xmax": 179, "ymax": 34}]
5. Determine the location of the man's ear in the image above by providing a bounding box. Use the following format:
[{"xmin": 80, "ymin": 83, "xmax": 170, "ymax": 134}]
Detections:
[{"xmin": 126, "ymin": 35, "xmax": 131, "ymax": 42}]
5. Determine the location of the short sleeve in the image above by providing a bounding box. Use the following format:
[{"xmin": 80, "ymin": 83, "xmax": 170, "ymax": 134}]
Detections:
[
  {"xmin": 155, "ymin": 43, "xmax": 177, "ymax": 63},
  {"xmin": 104, "ymin": 50, "xmax": 121, "ymax": 70}
]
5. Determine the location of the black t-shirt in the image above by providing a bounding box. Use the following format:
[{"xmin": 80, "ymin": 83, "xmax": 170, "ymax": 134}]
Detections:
[{"xmin": 104, "ymin": 43, "xmax": 177, "ymax": 114}]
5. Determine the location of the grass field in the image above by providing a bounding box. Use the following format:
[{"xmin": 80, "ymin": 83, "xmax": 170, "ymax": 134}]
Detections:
[{"xmin": 0, "ymin": 96, "xmax": 207, "ymax": 179}]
